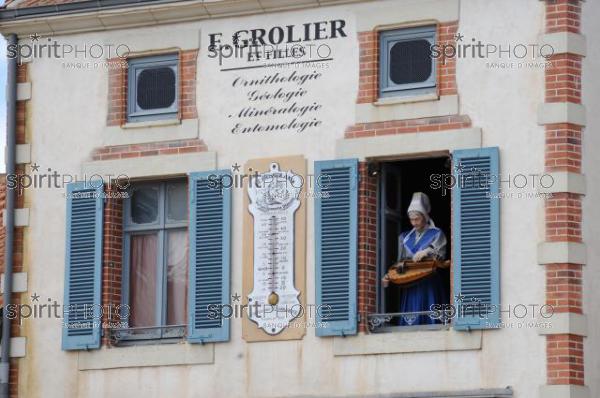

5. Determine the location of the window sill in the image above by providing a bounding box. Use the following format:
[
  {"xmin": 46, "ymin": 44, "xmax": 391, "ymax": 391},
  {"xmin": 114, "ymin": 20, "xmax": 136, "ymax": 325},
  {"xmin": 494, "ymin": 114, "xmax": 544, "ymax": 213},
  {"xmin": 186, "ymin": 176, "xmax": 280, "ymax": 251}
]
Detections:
[
  {"xmin": 77, "ymin": 341, "xmax": 214, "ymax": 370},
  {"xmin": 355, "ymin": 94, "xmax": 459, "ymax": 124},
  {"xmin": 332, "ymin": 328, "xmax": 482, "ymax": 356},
  {"xmin": 374, "ymin": 92, "xmax": 439, "ymax": 106},
  {"xmin": 122, "ymin": 118, "xmax": 181, "ymax": 129},
  {"xmin": 103, "ymin": 118, "xmax": 198, "ymax": 146},
  {"xmin": 110, "ymin": 325, "xmax": 187, "ymax": 345}
]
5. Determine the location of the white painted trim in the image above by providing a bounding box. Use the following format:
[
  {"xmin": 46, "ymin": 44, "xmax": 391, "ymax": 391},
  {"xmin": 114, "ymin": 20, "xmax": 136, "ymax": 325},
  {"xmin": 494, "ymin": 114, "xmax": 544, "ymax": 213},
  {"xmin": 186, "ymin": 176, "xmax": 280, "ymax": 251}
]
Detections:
[
  {"xmin": 16, "ymin": 82, "xmax": 31, "ymax": 101},
  {"xmin": 356, "ymin": 0, "xmax": 459, "ymax": 31},
  {"xmin": 538, "ymin": 172, "xmax": 586, "ymax": 195},
  {"xmin": 538, "ymin": 313, "xmax": 587, "ymax": 337},
  {"xmin": 82, "ymin": 151, "xmax": 217, "ymax": 179},
  {"xmin": 539, "ymin": 32, "xmax": 587, "ymax": 57},
  {"xmin": 77, "ymin": 342, "xmax": 214, "ymax": 370},
  {"xmin": 539, "ymin": 385, "xmax": 590, "ymax": 398},
  {"xmin": 357, "ymin": 95, "xmax": 459, "ymax": 123},
  {"xmin": 537, "ymin": 242, "xmax": 586, "ymax": 265},
  {"xmin": 103, "ymin": 118, "xmax": 198, "ymax": 146},
  {"xmin": 0, "ymin": 337, "xmax": 26, "ymax": 358},
  {"xmin": 335, "ymin": 127, "xmax": 481, "ymax": 160},
  {"xmin": 537, "ymin": 102, "xmax": 586, "ymax": 126},
  {"xmin": 2, "ymin": 208, "xmax": 30, "ymax": 227},
  {"xmin": 0, "ymin": 272, "xmax": 28, "ymax": 294},
  {"xmin": 333, "ymin": 329, "xmax": 481, "ymax": 356},
  {"xmin": 0, "ymin": 0, "xmax": 370, "ymax": 36},
  {"xmin": 16, "ymin": 143, "xmax": 31, "ymax": 164}
]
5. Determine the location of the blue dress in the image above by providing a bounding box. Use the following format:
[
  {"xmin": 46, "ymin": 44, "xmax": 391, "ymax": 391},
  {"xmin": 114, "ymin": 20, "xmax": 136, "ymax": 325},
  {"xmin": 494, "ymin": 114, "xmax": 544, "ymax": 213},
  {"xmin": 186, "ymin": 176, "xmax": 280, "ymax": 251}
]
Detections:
[{"xmin": 397, "ymin": 226, "xmax": 448, "ymax": 326}]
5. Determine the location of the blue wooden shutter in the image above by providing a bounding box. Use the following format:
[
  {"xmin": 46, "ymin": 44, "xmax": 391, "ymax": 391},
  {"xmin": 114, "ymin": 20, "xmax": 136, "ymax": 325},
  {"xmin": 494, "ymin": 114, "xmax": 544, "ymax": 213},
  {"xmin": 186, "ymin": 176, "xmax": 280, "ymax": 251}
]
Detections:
[
  {"xmin": 314, "ymin": 159, "xmax": 358, "ymax": 336},
  {"xmin": 187, "ymin": 170, "xmax": 231, "ymax": 343},
  {"xmin": 62, "ymin": 181, "xmax": 104, "ymax": 350},
  {"xmin": 452, "ymin": 147, "xmax": 500, "ymax": 330}
]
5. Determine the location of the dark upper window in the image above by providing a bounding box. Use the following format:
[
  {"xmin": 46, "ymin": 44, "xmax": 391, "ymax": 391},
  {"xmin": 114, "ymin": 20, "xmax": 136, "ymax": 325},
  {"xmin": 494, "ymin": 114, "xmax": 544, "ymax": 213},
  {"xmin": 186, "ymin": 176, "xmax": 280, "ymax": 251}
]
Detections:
[
  {"xmin": 127, "ymin": 54, "xmax": 179, "ymax": 122},
  {"xmin": 379, "ymin": 26, "xmax": 436, "ymax": 98}
]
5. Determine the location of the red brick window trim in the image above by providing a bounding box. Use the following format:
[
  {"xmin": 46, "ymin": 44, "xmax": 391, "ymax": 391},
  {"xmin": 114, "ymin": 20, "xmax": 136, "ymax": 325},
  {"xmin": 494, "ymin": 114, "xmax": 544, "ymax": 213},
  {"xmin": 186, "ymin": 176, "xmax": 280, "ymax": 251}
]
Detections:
[
  {"xmin": 107, "ymin": 49, "xmax": 198, "ymax": 127},
  {"xmin": 345, "ymin": 115, "xmax": 471, "ymax": 139},
  {"xmin": 91, "ymin": 138, "xmax": 208, "ymax": 161},
  {"xmin": 101, "ymin": 184, "xmax": 124, "ymax": 346}
]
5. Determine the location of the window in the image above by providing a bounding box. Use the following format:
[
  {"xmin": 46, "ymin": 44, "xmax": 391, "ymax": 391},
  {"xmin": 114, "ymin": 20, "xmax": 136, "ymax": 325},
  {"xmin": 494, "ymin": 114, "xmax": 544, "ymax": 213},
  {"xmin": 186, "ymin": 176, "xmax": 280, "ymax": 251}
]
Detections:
[
  {"xmin": 379, "ymin": 26, "xmax": 436, "ymax": 98},
  {"xmin": 374, "ymin": 157, "xmax": 451, "ymax": 331},
  {"xmin": 120, "ymin": 180, "xmax": 188, "ymax": 341},
  {"xmin": 313, "ymin": 149, "xmax": 500, "ymax": 337},
  {"xmin": 62, "ymin": 172, "xmax": 232, "ymax": 350},
  {"xmin": 127, "ymin": 54, "xmax": 179, "ymax": 122}
]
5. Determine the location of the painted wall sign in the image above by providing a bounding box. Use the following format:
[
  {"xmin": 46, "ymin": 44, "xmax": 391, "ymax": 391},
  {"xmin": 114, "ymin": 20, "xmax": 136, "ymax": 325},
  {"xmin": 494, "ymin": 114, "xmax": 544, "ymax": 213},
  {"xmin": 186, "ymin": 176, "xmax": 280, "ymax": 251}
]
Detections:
[
  {"xmin": 207, "ymin": 20, "xmax": 347, "ymax": 59},
  {"xmin": 204, "ymin": 18, "xmax": 352, "ymax": 137}
]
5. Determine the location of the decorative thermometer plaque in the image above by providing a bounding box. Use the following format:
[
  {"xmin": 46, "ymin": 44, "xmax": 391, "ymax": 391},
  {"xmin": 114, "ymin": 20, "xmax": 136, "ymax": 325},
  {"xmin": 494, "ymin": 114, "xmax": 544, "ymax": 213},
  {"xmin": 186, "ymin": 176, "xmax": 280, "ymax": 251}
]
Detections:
[{"xmin": 247, "ymin": 162, "xmax": 302, "ymax": 335}]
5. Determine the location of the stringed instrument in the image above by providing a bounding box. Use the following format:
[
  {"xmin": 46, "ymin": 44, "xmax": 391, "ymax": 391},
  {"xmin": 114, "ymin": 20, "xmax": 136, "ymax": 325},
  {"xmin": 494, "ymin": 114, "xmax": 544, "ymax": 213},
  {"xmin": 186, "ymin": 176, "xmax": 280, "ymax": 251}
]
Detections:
[{"xmin": 385, "ymin": 259, "xmax": 451, "ymax": 285}]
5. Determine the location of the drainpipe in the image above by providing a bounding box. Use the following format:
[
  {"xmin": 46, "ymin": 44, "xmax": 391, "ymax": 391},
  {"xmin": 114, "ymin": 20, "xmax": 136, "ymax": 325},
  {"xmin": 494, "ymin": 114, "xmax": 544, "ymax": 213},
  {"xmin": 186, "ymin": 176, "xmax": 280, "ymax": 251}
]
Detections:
[{"xmin": 0, "ymin": 33, "xmax": 18, "ymax": 398}]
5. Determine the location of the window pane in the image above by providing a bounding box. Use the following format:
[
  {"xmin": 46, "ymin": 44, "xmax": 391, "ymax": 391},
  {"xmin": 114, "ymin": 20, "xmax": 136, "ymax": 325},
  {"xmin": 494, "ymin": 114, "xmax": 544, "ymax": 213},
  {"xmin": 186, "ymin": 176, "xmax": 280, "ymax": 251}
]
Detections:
[
  {"xmin": 389, "ymin": 39, "xmax": 432, "ymax": 85},
  {"xmin": 137, "ymin": 67, "xmax": 176, "ymax": 110},
  {"xmin": 166, "ymin": 182, "xmax": 188, "ymax": 223},
  {"xmin": 166, "ymin": 230, "xmax": 188, "ymax": 325},
  {"xmin": 129, "ymin": 234, "xmax": 158, "ymax": 327},
  {"xmin": 131, "ymin": 186, "xmax": 159, "ymax": 224}
]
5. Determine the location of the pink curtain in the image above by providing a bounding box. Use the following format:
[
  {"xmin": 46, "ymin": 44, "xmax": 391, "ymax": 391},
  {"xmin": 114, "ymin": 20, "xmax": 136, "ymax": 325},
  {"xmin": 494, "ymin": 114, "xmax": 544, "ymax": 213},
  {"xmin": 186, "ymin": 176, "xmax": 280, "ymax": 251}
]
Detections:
[
  {"xmin": 129, "ymin": 234, "xmax": 158, "ymax": 327},
  {"xmin": 167, "ymin": 230, "xmax": 188, "ymax": 325}
]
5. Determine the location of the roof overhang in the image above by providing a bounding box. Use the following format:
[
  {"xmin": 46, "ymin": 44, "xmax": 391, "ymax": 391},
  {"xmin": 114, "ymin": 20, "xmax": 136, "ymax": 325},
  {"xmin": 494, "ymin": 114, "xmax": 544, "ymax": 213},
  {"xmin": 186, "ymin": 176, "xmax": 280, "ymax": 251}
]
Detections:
[{"xmin": 0, "ymin": 0, "xmax": 370, "ymax": 37}]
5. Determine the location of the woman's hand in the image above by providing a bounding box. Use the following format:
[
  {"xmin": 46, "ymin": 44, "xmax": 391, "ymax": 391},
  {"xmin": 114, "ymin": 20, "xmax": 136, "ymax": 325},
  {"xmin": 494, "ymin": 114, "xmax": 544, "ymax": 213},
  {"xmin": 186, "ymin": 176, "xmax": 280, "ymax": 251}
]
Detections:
[
  {"xmin": 412, "ymin": 250, "xmax": 429, "ymax": 262},
  {"xmin": 381, "ymin": 274, "xmax": 390, "ymax": 288}
]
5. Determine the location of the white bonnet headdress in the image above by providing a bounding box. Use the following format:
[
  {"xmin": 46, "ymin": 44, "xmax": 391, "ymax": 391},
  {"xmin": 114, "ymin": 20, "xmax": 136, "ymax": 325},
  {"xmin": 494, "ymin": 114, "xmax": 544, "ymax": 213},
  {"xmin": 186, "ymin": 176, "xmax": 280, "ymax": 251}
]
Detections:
[{"xmin": 407, "ymin": 192, "xmax": 433, "ymax": 225}]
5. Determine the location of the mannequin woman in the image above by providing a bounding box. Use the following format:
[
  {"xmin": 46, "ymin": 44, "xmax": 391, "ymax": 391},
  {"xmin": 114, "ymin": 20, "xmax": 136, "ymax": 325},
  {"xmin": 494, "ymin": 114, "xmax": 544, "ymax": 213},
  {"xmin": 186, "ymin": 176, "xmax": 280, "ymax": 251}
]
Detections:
[{"xmin": 381, "ymin": 192, "xmax": 449, "ymax": 325}]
